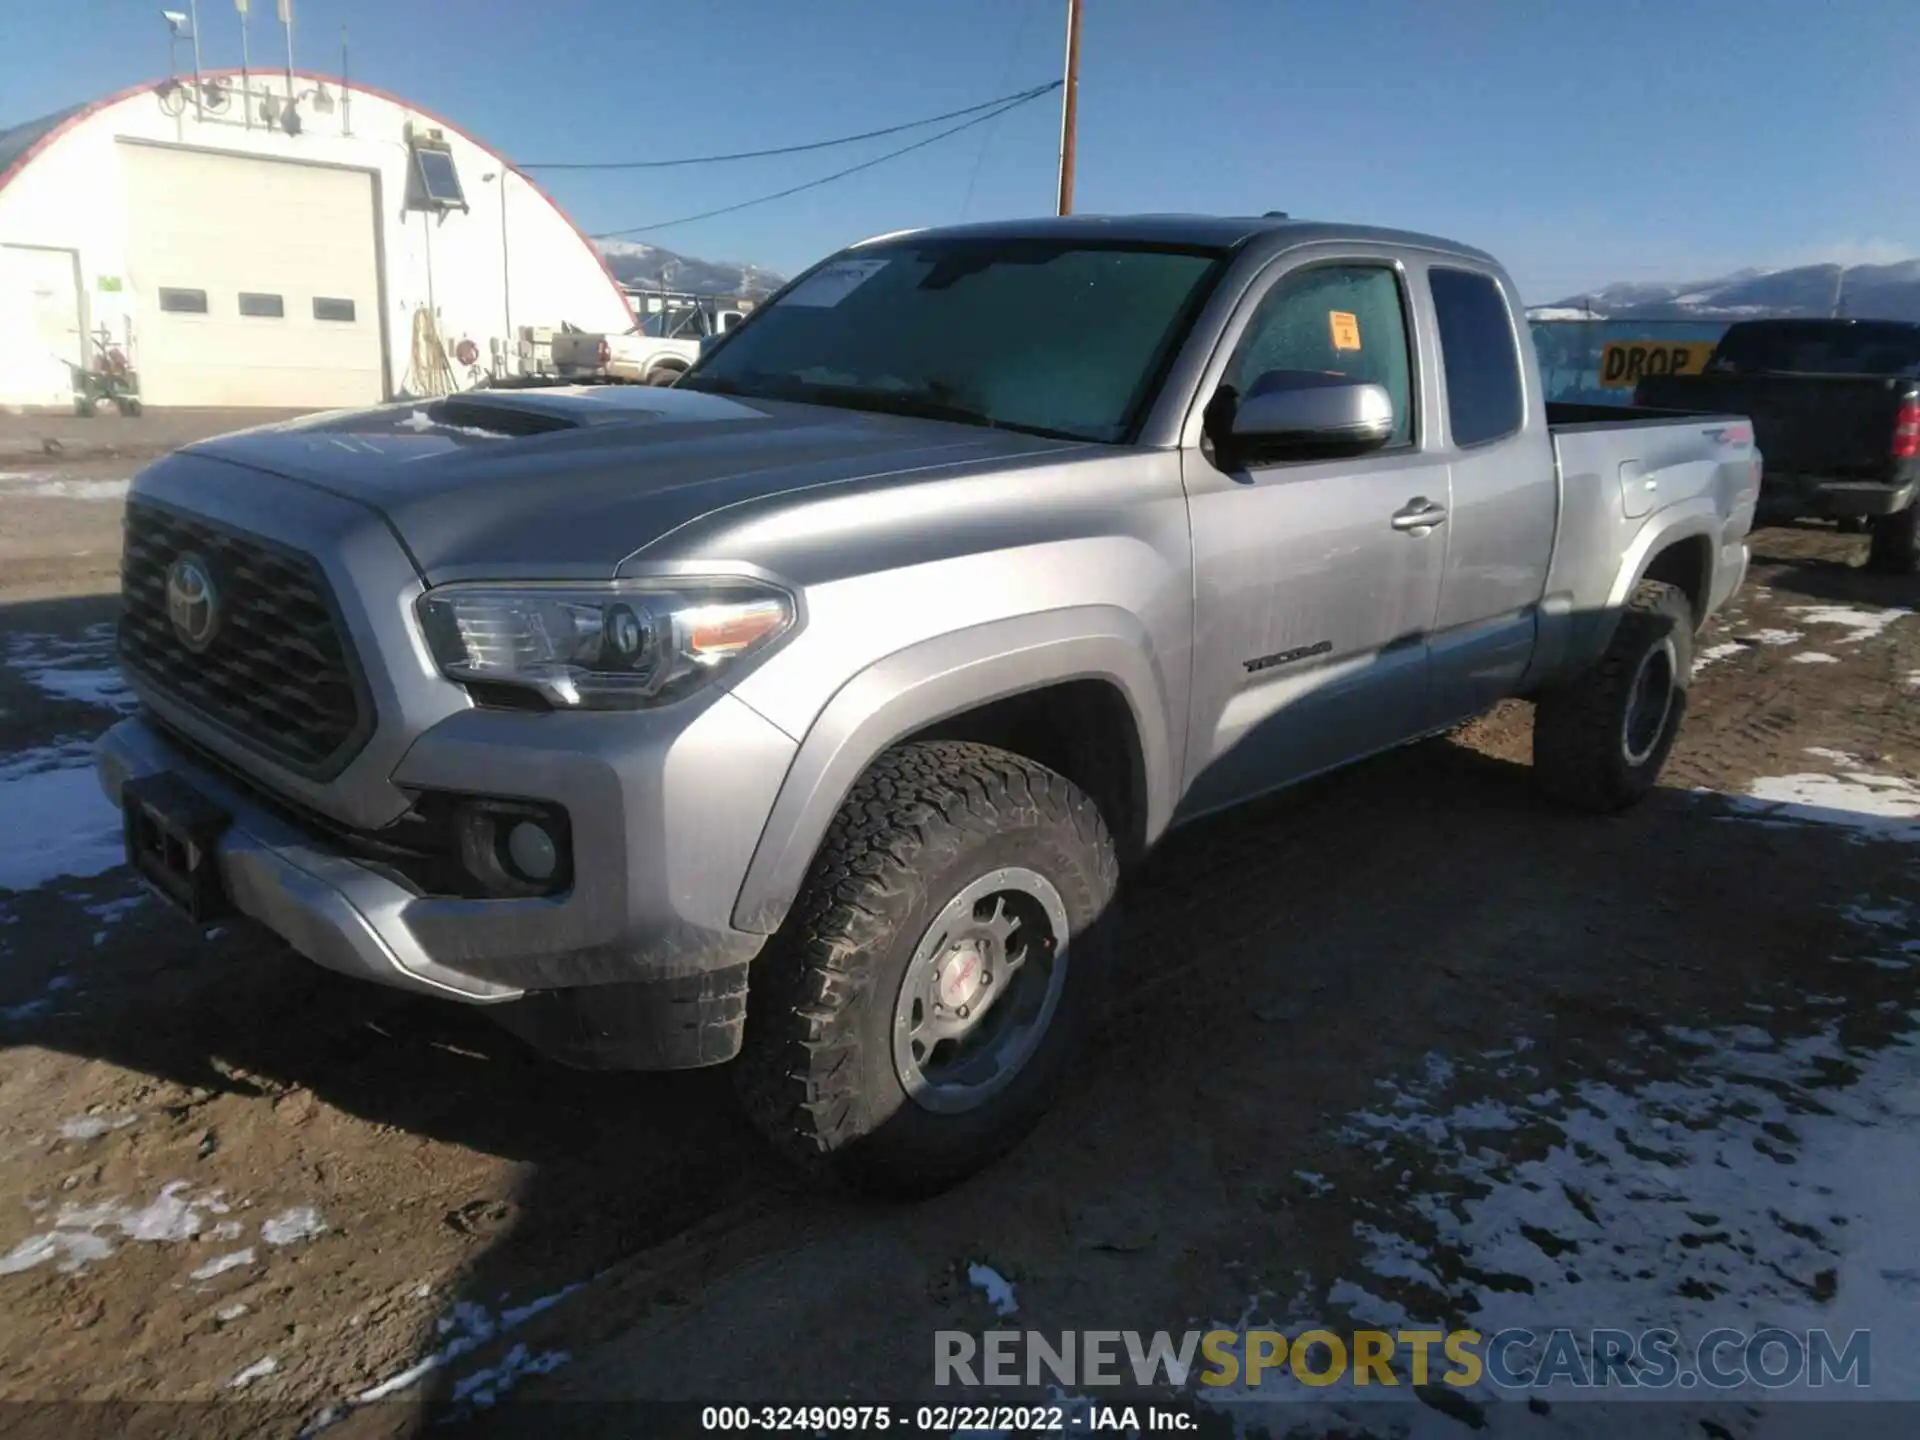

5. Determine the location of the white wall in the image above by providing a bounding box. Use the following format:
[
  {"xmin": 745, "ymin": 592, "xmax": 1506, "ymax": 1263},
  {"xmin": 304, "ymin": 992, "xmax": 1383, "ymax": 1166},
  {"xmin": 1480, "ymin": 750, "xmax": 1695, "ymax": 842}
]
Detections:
[{"xmin": 0, "ymin": 72, "xmax": 633, "ymax": 407}]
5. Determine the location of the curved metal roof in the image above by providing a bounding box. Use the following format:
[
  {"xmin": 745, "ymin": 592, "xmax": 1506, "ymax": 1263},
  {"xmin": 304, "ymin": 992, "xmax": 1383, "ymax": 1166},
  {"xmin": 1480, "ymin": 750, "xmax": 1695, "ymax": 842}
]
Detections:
[
  {"xmin": 0, "ymin": 77, "xmax": 633, "ymax": 322},
  {"xmin": 0, "ymin": 102, "xmax": 88, "ymax": 181}
]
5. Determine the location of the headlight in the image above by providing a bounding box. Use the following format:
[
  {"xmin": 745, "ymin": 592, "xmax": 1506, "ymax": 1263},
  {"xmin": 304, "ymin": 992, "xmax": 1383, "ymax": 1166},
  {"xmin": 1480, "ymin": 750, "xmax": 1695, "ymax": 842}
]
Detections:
[{"xmin": 415, "ymin": 580, "xmax": 795, "ymax": 710}]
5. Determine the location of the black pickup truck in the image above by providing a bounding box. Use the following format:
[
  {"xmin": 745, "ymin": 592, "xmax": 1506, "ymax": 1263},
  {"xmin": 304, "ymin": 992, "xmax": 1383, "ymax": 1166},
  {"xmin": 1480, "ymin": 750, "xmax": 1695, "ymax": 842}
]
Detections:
[{"xmin": 1635, "ymin": 318, "xmax": 1919, "ymax": 573}]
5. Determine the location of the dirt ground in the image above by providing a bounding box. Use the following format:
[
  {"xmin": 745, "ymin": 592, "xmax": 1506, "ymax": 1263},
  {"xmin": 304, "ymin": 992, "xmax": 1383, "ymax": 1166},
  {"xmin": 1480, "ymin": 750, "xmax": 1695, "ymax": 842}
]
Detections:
[
  {"xmin": 0, "ymin": 409, "xmax": 306, "ymax": 603},
  {"xmin": 0, "ymin": 480, "xmax": 1916, "ymax": 1438}
]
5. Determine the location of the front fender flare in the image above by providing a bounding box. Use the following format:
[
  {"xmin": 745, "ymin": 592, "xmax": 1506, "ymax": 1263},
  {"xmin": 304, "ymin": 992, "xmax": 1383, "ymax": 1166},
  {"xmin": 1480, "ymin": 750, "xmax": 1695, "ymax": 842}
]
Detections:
[{"xmin": 729, "ymin": 606, "xmax": 1178, "ymax": 935}]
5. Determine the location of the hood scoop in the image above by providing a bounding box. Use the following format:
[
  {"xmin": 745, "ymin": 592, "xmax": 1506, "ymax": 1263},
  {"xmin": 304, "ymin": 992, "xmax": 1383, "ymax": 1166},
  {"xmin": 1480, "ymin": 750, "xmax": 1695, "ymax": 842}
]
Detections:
[{"xmin": 429, "ymin": 393, "xmax": 581, "ymax": 437}]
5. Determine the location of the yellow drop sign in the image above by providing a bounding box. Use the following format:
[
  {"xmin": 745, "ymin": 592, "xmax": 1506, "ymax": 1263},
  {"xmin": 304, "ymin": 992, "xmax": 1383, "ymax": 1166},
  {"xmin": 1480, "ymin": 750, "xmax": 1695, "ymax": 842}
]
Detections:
[
  {"xmin": 1599, "ymin": 340, "xmax": 1717, "ymax": 388},
  {"xmin": 1329, "ymin": 311, "xmax": 1361, "ymax": 352}
]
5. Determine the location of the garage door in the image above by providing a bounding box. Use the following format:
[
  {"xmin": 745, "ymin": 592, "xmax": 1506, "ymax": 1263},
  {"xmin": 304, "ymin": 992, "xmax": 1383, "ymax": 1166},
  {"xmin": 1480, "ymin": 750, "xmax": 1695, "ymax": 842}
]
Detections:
[{"xmin": 119, "ymin": 143, "xmax": 384, "ymax": 408}]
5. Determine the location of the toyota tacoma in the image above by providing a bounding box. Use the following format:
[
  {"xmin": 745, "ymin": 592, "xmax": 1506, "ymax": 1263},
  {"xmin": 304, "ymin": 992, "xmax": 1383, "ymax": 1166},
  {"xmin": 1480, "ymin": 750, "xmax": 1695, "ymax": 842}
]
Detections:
[{"xmin": 97, "ymin": 215, "xmax": 1760, "ymax": 1194}]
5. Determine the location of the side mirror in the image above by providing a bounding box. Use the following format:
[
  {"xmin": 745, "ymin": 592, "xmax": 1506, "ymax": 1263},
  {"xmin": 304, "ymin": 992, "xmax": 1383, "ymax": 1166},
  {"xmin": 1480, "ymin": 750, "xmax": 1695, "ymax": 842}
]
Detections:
[{"xmin": 1218, "ymin": 371, "xmax": 1395, "ymax": 466}]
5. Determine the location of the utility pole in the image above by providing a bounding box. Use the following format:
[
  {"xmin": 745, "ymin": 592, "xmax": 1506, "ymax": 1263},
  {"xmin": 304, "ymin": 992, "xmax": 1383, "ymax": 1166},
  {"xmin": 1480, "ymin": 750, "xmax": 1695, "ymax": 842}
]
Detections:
[
  {"xmin": 187, "ymin": 0, "xmax": 205, "ymax": 118},
  {"xmin": 1055, "ymin": 0, "xmax": 1082, "ymax": 216},
  {"xmin": 236, "ymin": 0, "xmax": 252, "ymax": 129}
]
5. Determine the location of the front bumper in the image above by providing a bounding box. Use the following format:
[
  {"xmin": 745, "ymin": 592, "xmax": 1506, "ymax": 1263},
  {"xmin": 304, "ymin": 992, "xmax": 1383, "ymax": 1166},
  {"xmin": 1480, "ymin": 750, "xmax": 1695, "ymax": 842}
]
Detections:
[{"xmin": 95, "ymin": 692, "xmax": 797, "ymax": 1066}]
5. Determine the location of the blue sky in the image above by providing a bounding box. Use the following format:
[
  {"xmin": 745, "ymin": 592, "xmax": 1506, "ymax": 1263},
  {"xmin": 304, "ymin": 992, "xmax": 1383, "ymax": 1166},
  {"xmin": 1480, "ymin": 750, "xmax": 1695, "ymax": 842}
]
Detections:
[{"xmin": 5, "ymin": 0, "xmax": 1912, "ymax": 302}]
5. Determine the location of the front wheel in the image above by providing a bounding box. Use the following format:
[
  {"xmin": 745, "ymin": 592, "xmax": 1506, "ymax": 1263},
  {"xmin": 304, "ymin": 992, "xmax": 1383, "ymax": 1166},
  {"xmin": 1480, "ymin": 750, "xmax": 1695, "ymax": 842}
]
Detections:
[
  {"xmin": 1867, "ymin": 505, "xmax": 1919, "ymax": 576},
  {"xmin": 1531, "ymin": 580, "xmax": 1693, "ymax": 813},
  {"xmin": 735, "ymin": 741, "xmax": 1120, "ymax": 1197}
]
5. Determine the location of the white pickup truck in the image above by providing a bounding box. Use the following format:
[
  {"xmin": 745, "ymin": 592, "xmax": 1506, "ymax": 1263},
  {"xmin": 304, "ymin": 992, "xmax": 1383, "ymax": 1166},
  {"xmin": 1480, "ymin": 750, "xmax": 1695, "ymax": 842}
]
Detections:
[{"xmin": 550, "ymin": 303, "xmax": 746, "ymax": 386}]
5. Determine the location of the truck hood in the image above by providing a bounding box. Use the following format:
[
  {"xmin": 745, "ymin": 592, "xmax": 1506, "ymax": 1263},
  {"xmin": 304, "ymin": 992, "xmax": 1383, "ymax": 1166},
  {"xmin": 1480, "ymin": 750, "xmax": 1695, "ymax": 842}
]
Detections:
[{"xmin": 178, "ymin": 387, "xmax": 1084, "ymax": 581}]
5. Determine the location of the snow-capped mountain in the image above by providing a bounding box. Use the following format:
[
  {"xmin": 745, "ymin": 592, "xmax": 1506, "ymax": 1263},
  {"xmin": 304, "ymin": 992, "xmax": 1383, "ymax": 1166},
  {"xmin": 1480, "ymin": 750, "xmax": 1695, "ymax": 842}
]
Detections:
[
  {"xmin": 595, "ymin": 239, "xmax": 784, "ymax": 298},
  {"xmin": 1532, "ymin": 260, "xmax": 1920, "ymax": 322}
]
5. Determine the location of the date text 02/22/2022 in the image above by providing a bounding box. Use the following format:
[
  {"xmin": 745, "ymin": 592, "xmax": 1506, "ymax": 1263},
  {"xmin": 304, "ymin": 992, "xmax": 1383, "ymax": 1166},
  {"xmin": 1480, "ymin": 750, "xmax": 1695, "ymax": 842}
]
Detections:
[{"xmin": 698, "ymin": 1404, "xmax": 1196, "ymax": 1432}]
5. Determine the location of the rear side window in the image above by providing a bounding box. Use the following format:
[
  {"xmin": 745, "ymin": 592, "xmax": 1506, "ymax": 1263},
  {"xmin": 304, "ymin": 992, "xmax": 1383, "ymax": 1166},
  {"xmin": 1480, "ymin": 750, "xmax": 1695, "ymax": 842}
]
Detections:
[{"xmin": 1429, "ymin": 268, "xmax": 1523, "ymax": 447}]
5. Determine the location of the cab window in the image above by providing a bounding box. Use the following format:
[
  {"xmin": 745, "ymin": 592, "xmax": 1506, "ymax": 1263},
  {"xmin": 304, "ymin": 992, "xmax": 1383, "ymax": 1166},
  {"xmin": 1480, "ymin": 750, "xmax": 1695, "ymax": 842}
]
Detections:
[{"xmin": 1225, "ymin": 264, "xmax": 1416, "ymax": 450}]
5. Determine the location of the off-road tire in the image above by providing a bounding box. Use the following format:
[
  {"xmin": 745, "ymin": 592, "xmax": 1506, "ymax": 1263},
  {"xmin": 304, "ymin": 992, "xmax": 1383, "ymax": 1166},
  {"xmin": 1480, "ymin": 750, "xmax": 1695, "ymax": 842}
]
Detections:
[
  {"xmin": 1867, "ymin": 504, "xmax": 1920, "ymax": 576},
  {"xmin": 1532, "ymin": 580, "xmax": 1693, "ymax": 813},
  {"xmin": 735, "ymin": 740, "xmax": 1120, "ymax": 1198},
  {"xmin": 643, "ymin": 366, "xmax": 682, "ymax": 387}
]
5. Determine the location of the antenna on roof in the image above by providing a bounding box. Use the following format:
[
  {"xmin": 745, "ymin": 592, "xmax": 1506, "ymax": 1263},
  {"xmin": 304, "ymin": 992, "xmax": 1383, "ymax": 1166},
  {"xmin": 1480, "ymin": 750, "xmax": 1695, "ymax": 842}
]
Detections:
[{"xmin": 161, "ymin": 6, "xmax": 203, "ymax": 118}]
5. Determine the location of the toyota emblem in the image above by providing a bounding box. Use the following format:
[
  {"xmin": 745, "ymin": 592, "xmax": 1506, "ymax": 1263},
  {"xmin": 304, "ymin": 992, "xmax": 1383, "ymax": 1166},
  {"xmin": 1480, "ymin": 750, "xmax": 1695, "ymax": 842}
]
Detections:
[{"xmin": 165, "ymin": 553, "xmax": 221, "ymax": 652}]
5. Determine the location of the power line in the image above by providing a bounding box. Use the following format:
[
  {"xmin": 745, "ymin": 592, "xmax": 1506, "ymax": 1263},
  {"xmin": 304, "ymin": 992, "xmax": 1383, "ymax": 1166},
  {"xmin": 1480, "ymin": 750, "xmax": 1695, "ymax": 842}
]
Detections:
[
  {"xmin": 961, "ymin": 0, "xmax": 1042, "ymax": 221},
  {"xmin": 590, "ymin": 88, "xmax": 1054, "ymax": 239},
  {"xmin": 522, "ymin": 81, "xmax": 1059, "ymax": 171}
]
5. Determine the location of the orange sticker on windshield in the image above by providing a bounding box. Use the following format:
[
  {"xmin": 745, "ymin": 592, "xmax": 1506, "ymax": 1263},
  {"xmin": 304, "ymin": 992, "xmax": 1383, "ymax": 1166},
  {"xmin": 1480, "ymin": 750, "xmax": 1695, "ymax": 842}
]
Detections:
[{"xmin": 1329, "ymin": 311, "xmax": 1361, "ymax": 351}]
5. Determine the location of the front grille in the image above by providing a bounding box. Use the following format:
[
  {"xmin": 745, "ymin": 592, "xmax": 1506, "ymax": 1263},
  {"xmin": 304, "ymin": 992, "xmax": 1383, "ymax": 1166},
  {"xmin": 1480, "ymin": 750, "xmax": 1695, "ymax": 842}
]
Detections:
[{"xmin": 119, "ymin": 499, "xmax": 373, "ymax": 776}]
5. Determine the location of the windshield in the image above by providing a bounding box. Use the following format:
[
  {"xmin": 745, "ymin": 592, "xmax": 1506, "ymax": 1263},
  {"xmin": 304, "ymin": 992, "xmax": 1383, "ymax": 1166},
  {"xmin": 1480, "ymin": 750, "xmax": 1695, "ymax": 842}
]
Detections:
[
  {"xmin": 1709, "ymin": 321, "xmax": 1920, "ymax": 377},
  {"xmin": 681, "ymin": 238, "xmax": 1227, "ymax": 442}
]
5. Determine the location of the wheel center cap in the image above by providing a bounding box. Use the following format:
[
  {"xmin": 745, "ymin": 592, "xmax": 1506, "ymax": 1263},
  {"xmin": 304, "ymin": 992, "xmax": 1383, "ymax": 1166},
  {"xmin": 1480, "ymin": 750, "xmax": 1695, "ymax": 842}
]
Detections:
[{"xmin": 937, "ymin": 942, "xmax": 988, "ymax": 1010}]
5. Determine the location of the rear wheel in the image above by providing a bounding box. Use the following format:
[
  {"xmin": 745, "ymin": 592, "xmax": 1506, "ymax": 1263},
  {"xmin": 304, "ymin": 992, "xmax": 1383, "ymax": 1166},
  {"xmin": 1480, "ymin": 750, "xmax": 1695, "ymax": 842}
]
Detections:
[
  {"xmin": 735, "ymin": 740, "xmax": 1119, "ymax": 1197},
  {"xmin": 1531, "ymin": 580, "xmax": 1693, "ymax": 813},
  {"xmin": 643, "ymin": 366, "xmax": 683, "ymax": 387},
  {"xmin": 1867, "ymin": 504, "xmax": 1919, "ymax": 575}
]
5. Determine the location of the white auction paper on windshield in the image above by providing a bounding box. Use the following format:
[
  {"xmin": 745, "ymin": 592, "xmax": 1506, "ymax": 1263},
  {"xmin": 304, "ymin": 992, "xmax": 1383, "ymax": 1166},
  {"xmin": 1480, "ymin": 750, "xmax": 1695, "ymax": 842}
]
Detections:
[{"xmin": 779, "ymin": 258, "xmax": 890, "ymax": 308}]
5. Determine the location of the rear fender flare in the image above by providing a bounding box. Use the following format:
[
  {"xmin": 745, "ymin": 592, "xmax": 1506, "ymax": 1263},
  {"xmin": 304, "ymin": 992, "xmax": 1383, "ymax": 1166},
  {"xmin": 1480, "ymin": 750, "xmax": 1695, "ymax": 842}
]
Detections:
[
  {"xmin": 1538, "ymin": 507, "xmax": 1721, "ymax": 686},
  {"xmin": 729, "ymin": 606, "xmax": 1176, "ymax": 935}
]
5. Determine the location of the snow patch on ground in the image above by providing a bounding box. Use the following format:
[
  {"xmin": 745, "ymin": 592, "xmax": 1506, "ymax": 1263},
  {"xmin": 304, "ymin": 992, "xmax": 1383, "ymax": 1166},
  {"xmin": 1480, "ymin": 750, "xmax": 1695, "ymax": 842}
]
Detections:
[
  {"xmin": 0, "ymin": 974, "xmax": 77, "ymax": 1026},
  {"xmin": 0, "ymin": 1183, "xmax": 231, "ymax": 1276},
  {"xmin": 1786, "ymin": 603, "xmax": 1912, "ymax": 646},
  {"xmin": 260, "ymin": 1207, "xmax": 327, "ymax": 1246},
  {"xmin": 5, "ymin": 627, "xmax": 134, "ymax": 711},
  {"xmin": 1790, "ymin": 652, "xmax": 1839, "ymax": 665},
  {"xmin": 190, "ymin": 1248, "xmax": 255, "ymax": 1281},
  {"xmin": 1197, "ymin": 895, "xmax": 1920, "ymax": 1436},
  {"xmin": 1742, "ymin": 628, "xmax": 1803, "ymax": 646},
  {"xmin": 1724, "ymin": 770, "xmax": 1920, "ymax": 844},
  {"xmin": 229, "ymin": 1355, "xmax": 278, "ymax": 1389},
  {"xmin": 58, "ymin": 1112, "xmax": 137, "ymax": 1141},
  {"xmin": 1692, "ymin": 641, "xmax": 1745, "ymax": 676},
  {"xmin": 329, "ymin": 1278, "xmax": 593, "ymax": 1414},
  {"xmin": 0, "ymin": 744, "xmax": 124, "ymax": 893},
  {"xmin": 0, "ymin": 472, "xmax": 132, "ymax": 502},
  {"xmin": 968, "ymin": 1262, "xmax": 1020, "ymax": 1316},
  {"xmin": 449, "ymin": 1344, "xmax": 572, "ymax": 1406}
]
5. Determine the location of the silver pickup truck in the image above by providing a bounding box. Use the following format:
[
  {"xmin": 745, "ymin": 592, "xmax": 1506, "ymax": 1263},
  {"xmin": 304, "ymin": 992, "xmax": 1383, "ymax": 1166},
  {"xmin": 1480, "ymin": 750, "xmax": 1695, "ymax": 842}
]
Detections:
[{"xmin": 96, "ymin": 215, "xmax": 1759, "ymax": 1195}]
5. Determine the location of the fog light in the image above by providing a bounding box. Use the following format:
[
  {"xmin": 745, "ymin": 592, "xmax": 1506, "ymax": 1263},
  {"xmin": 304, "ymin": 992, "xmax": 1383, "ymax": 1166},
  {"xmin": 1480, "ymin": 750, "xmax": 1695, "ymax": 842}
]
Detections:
[
  {"xmin": 445, "ymin": 797, "xmax": 572, "ymax": 898},
  {"xmin": 505, "ymin": 820, "xmax": 558, "ymax": 883}
]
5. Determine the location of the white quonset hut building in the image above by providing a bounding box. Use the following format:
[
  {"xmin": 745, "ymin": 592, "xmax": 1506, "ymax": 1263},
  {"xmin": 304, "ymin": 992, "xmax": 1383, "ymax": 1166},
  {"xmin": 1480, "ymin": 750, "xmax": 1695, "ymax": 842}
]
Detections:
[{"xmin": 0, "ymin": 71, "xmax": 633, "ymax": 410}]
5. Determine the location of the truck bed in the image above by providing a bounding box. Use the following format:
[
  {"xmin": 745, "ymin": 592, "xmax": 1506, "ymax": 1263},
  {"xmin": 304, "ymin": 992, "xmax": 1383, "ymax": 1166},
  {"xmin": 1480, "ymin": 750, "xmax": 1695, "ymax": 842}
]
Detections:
[{"xmin": 1531, "ymin": 402, "xmax": 1759, "ymax": 684}]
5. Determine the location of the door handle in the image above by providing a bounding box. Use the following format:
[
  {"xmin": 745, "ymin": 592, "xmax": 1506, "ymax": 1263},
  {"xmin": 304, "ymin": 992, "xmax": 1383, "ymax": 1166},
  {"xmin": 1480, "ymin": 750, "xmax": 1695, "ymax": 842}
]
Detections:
[{"xmin": 1391, "ymin": 498, "xmax": 1448, "ymax": 532}]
